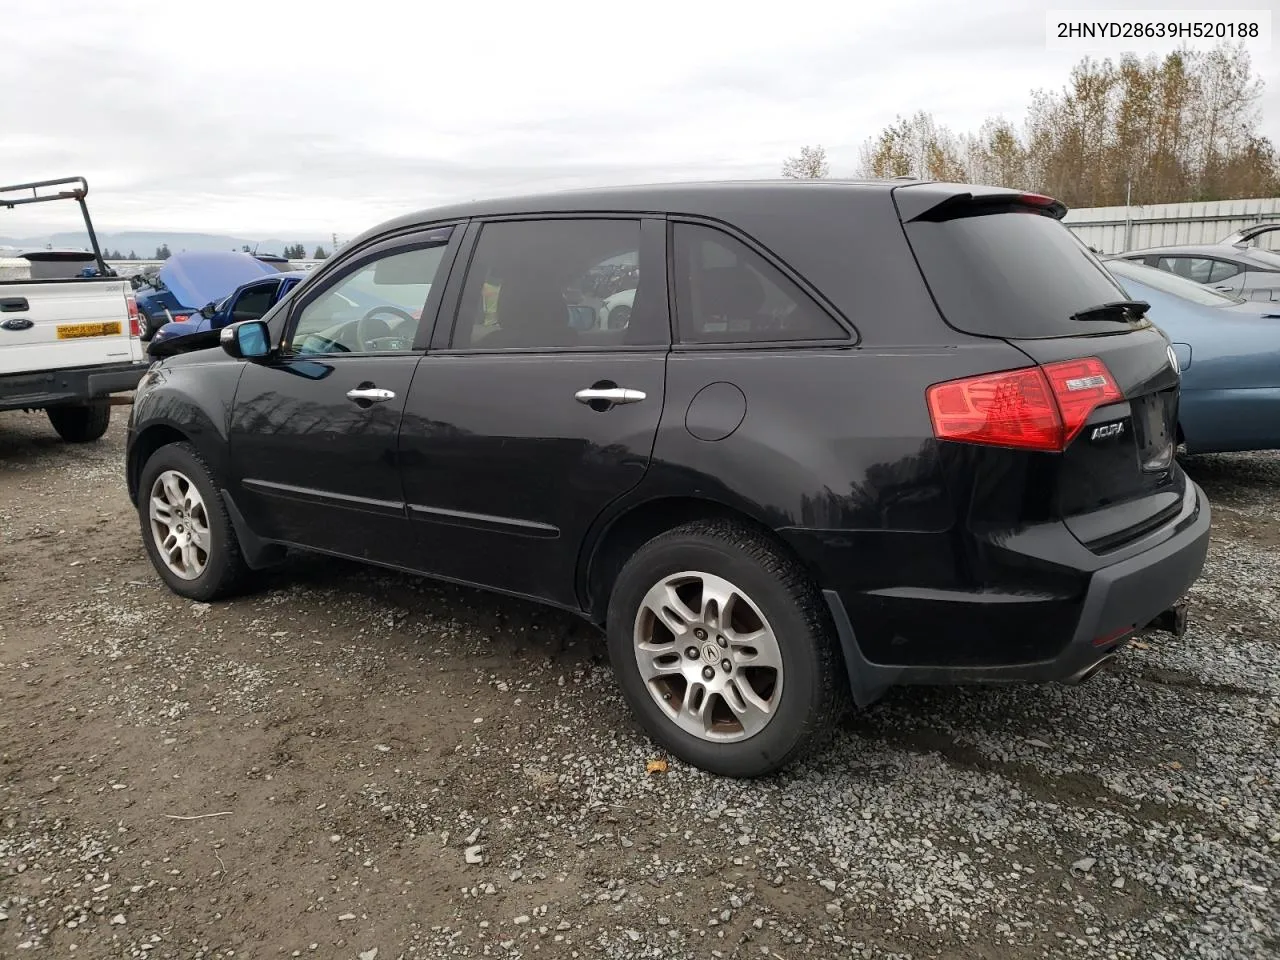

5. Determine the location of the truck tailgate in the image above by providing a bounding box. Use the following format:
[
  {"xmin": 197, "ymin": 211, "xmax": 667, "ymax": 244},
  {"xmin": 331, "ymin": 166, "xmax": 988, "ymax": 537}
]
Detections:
[{"xmin": 0, "ymin": 279, "xmax": 140, "ymax": 376}]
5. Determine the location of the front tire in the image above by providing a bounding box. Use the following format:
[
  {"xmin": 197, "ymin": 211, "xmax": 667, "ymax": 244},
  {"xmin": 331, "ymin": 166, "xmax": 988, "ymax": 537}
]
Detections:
[
  {"xmin": 606, "ymin": 304, "xmax": 631, "ymax": 330},
  {"xmin": 606, "ymin": 519, "xmax": 846, "ymax": 777},
  {"xmin": 137, "ymin": 442, "xmax": 247, "ymax": 601},
  {"xmin": 47, "ymin": 400, "xmax": 110, "ymax": 443}
]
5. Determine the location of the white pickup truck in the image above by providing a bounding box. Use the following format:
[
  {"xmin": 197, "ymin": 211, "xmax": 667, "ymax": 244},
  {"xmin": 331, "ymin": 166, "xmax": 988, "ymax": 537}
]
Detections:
[{"xmin": 1, "ymin": 178, "xmax": 148, "ymax": 442}]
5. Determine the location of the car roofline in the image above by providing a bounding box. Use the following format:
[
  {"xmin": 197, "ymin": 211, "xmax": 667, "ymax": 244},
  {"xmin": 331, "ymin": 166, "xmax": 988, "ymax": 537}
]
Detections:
[{"xmin": 338, "ymin": 178, "xmax": 1041, "ymax": 257}]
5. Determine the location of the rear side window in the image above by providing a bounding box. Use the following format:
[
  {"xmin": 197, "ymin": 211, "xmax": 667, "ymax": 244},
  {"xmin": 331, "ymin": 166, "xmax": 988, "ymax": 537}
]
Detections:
[
  {"xmin": 450, "ymin": 218, "xmax": 662, "ymax": 350},
  {"xmin": 1157, "ymin": 256, "xmax": 1213, "ymax": 283},
  {"xmin": 1208, "ymin": 260, "xmax": 1240, "ymax": 283},
  {"xmin": 1105, "ymin": 257, "xmax": 1241, "ymax": 306},
  {"xmin": 672, "ymin": 223, "xmax": 847, "ymax": 344},
  {"xmin": 904, "ymin": 211, "xmax": 1143, "ymax": 339}
]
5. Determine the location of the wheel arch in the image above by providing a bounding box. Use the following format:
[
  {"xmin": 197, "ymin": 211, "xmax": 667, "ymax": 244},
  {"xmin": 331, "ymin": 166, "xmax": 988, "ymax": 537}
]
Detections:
[
  {"xmin": 579, "ymin": 494, "xmax": 817, "ymax": 624},
  {"xmin": 127, "ymin": 422, "xmax": 192, "ymax": 501}
]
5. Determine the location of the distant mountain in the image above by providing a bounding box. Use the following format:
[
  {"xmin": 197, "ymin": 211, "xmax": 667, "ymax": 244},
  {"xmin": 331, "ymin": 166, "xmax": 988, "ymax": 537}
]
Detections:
[{"xmin": 0, "ymin": 230, "xmax": 333, "ymax": 258}]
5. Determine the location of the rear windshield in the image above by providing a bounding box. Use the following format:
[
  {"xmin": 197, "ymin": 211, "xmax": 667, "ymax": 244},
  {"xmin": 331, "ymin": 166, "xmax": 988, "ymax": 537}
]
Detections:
[
  {"xmin": 1249, "ymin": 248, "xmax": 1280, "ymax": 269},
  {"xmin": 904, "ymin": 211, "xmax": 1147, "ymax": 339}
]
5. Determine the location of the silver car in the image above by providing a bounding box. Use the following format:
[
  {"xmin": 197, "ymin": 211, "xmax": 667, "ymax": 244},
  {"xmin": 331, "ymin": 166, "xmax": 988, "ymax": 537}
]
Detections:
[{"xmin": 1118, "ymin": 223, "xmax": 1280, "ymax": 301}]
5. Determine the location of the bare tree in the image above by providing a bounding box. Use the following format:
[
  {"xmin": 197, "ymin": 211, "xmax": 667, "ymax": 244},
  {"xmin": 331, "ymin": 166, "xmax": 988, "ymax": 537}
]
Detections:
[{"xmin": 781, "ymin": 145, "xmax": 830, "ymax": 179}]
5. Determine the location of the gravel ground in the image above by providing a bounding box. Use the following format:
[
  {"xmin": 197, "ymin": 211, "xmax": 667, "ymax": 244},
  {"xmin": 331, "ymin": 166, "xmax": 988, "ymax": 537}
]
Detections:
[{"xmin": 1, "ymin": 410, "xmax": 1277, "ymax": 960}]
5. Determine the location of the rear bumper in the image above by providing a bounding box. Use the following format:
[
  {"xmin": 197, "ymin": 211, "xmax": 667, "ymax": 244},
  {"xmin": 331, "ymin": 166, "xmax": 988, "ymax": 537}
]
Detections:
[
  {"xmin": 0, "ymin": 360, "xmax": 149, "ymax": 412},
  {"xmin": 823, "ymin": 480, "xmax": 1211, "ymax": 706}
]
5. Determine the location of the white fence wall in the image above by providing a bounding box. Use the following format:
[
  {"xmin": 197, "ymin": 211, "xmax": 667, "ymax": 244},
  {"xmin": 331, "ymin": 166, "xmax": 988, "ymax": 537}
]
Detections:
[
  {"xmin": 106, "ymin": 258, "xmax": 323, "ymax": 277},
  {"xmin": 93, "ymin": 201, "xmax": 1280, "ymax": 273},
  {"xmin": 1064, "ymin": 197, "xmax": 1280, "ymax": 254}
]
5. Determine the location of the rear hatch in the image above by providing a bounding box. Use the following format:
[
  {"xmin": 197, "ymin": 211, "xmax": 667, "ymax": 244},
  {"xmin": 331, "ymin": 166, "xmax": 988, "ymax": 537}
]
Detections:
[{"xmin": 898, "ymin": 187, "xmax": 1183, "ymax": 553}]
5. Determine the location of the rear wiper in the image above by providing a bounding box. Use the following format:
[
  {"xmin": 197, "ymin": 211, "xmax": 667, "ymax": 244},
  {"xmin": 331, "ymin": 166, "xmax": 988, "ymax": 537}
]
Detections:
[{"xmin": 1070, "ymin": 300, "xmax": 1150, "ymax": 323}]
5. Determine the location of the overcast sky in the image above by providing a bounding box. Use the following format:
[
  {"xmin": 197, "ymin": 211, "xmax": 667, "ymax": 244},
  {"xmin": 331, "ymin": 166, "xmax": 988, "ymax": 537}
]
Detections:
[{"xmin": 2, "ymin": 0, "xmax": 1276, "ymax": 240}]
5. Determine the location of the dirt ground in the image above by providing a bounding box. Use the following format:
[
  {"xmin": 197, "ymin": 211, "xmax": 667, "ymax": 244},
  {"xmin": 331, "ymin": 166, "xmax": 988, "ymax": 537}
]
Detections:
[{"xmin": 1, "ymin": 409, "xmax": 1277, "ymax": 960}]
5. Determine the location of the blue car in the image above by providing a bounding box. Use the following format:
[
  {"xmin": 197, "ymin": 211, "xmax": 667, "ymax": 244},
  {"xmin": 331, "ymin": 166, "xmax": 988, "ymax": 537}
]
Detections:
[
  {"xmin": 1105, "ymin": 256, "xmax": 1280, "ymax": 454},
  {"xmin": 135, "ymin": 251, "xmax": 282, "ymax": 339},
  {"xmin": 149, "ymin": 270, "xmax": 311, "ymax": 348}
]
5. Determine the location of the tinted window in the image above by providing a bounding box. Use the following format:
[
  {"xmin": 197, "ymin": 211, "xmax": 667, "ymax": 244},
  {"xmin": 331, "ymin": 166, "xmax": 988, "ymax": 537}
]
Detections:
[
  {"xmin": 1208, "ymin": 260, "xmax": 1240, "ymax": 283},
  {"xmin": 290, "ymin": 244, "xmax": 445, "ymax": 355},
  {"xmin": 451, "ymin": 219, "xmax": 657, "ymax": 350},
  {"xmin": 1157, "ymin": 256, "xmax": 1213, "ymax": 283},
  {"xmin": 231, "ymin": 283, "xmax": 277, "ymax": 323},
  {"xmin": 1105, "ymin": 257, "xmax": 1241, "ymax": 306},
  {"xmin": 904, "ymin": 212, "xmax": 1145, "ymax": 339},
  {"xmin": 673, "ymin": 223, "xmax": 846, "ymax": 343}
]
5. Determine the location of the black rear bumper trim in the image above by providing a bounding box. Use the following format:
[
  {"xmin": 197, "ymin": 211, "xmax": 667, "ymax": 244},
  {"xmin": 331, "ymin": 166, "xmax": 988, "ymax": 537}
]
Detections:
[
  {"xmin": 0, "ymin": 360, "xmax": 148, "ymax": 411},
  {"xmin": 827, "ymin": 480, "xmax": 1211, "ymax": 707}
]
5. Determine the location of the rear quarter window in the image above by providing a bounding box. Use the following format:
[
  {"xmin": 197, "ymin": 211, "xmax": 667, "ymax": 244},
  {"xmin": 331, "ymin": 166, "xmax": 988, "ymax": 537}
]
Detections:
[{"xmin": 904, "ymin": 211, "xmax": 1144, "ymax": 339}]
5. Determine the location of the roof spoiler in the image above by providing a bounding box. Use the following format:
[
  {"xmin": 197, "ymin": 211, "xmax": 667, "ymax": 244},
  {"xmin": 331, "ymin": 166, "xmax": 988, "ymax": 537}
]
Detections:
[
  {"xmin": 1219, "ymin": 222, "xmax": 1280, "ymax": 248},
  {"xmin": 892, "ymin": 183, "xmax": 1068, "ymax": 222},
  {"xmin": 0, "ymin": 177, "xmax": 110, "ymax": 277}
]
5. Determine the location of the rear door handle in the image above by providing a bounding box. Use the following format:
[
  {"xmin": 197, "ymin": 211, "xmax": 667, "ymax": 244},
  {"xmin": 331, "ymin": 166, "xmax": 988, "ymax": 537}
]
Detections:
[
  {"xmin": 575, "ymin": 387, "xmax": 646, "ymax": 406},
  {"xmin": 0, "ymin": 297, "xmax": 29, "ymax": 312},
  {"xmin": 346, "ymin": 387, "xmax": 395, "ymax": 403}
]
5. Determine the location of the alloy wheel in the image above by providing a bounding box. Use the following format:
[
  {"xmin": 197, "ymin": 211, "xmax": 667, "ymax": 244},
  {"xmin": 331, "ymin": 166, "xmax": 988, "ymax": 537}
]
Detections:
[
  {"xmin": 632, "ymin": 571, "xmax": 784, "ymax": 742},
  {"xmin": 148, "ymin": 469, "xmax": 211, "ymax": 580}
]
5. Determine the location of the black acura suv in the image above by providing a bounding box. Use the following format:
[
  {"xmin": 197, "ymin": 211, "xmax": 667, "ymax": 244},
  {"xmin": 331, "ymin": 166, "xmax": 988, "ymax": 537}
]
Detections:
[{"xmin": 126, "ymin": 180, "xmax": 1210, "ymax": 777}]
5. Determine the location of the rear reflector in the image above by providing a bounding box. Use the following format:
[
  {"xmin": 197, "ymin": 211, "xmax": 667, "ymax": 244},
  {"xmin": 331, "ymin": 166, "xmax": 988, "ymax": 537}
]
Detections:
[
  {"xmin": 1093, "ymin": 625, "xmax": 1134, "ymax": 647},
  {"xmin": 927, "ymin": 357, "xmax": 1123, "ymax": 452}
]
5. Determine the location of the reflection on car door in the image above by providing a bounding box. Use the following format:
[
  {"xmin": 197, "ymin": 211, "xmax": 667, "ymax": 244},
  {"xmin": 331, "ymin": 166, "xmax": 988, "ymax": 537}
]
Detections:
[
  {"xmin": 399, "ymin": 217, "xmax": 668, "ymax": 608},
  {"xmin": 227, "ymin": 227, "xmax": 460, "ymax": 566}
]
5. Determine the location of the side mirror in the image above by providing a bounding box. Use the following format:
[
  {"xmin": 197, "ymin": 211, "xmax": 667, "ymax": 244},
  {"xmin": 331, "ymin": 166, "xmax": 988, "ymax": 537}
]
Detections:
[
  {"xmin": 199, "ymin": 301, "xmax": 217, "ymax": 319},
  {"xmin": 221, "ymin": 320, "xmax": 271, "ymax": 360}
]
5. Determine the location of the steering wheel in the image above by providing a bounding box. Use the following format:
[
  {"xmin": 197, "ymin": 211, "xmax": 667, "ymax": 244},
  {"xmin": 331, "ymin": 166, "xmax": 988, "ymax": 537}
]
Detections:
[{"xmin": 355, "ymin": 306, "xmax": 416, "ymax": 351}]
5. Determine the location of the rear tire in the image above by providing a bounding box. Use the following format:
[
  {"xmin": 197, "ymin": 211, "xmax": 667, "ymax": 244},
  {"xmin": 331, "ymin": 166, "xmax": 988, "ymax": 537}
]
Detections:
[
  {"xmin": 606, "ymin": 519, "xmax": 846, "ymax": 777},
  {"xmin": 137, "ymin": 441, "xmax": 248, "ymax": 601},
  {"xmin": 47, "ymin": 400, "xmax": 110, "ymax": 443}
]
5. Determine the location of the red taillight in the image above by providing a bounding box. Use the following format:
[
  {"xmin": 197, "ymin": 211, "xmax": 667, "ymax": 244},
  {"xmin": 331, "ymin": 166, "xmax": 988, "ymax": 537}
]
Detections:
[
  {"xmin": 1041, "ymin": 357, "xmax": 1124, "ymax": 445},
  {"xmin": 927, "ymin": 357, "xmax": 1123, "ymax": 452},
  {"xmin": 126, "ymin": 293, "xmax": 140, "ymax": 338},
  {"xmin": 173, "ymin": 314, "xmax": 190, "ymax": 322}
]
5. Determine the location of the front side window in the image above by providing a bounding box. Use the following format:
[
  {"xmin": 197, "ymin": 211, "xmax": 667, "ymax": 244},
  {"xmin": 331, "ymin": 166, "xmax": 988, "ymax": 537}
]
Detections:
[
  {"xmin": 451, "ymin": 219, "xmax": 653, "ymax": 350},
  {"xmin": 672, "ymin": 223, "xmax": 847, "ymax": 344},
  {"xmin": 230, "ymin": 282, "xmax": 278, "ymax": 324},
  {"xmin": 289, "ymin": 244, "xmax": 446, "ymax": 355}
]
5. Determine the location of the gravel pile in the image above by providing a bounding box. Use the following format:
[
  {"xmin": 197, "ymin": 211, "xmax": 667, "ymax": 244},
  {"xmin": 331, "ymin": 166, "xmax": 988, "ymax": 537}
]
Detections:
[{"xmin": 1, "ymin": 415, "xmax": 1276, "ymax": 959}]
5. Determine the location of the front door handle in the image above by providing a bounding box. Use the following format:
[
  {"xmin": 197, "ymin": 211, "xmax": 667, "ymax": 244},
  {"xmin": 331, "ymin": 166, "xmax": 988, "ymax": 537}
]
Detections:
[
  {"xmin": 346, "ymin": 387, "xmax": 395, "ymax": 403},
  {"xmin": 575, "ymin": 387, "xmax": 646, "ymax": 406}
]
